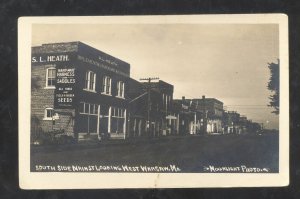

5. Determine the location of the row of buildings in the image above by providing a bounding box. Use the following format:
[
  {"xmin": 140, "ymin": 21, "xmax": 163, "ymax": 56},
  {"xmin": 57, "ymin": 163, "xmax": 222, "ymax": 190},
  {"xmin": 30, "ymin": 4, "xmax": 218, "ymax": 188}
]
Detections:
[{"xmin": 30, "ymin": 41, "xmax": 262, "ymax": 142}]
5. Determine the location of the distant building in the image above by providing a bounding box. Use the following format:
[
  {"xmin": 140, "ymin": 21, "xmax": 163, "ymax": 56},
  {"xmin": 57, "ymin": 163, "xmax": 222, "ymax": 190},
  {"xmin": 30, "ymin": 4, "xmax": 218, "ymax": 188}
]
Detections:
[
  {"xmin": 246, "ymin": 120, "xmax": 262, "ymax": 134},
  {"xmin": 239, "ymin": 116, "xmax": 248, "ymax": 134},
  {"xmin": 127, "ymin": 79, "xmax": 178, "ymax": 137},
  {"xmin": 223, "ymin": 111, "xmax": 240, "ymax": 134},
  {"xmin": 173, "ymin": 96, "xmax": 203, "ymax": 135},
  {"xmin": 146, "ymin": 80, "xmax": 177, "ymax": 135},
  {"xmin": 191, "ymin": 96, "xmax": 224, "ymax": 134},
  {"xmin": 223, "ymin": 111, "xmax": 254, "ymax": 134}
]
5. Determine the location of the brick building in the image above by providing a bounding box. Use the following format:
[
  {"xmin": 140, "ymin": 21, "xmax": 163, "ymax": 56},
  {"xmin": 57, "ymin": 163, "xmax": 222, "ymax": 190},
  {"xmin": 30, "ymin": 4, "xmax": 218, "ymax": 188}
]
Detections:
[
  {"xmin": 146, "ymin": 80, "xmax": 177, "ymax": 135},
  {"xmin": 191, "ymin": 96, "xmax": 224, "ymax": 134},
  {"xmin": 173, "ymin": 97, "xmax": 203, "ymax": 135},
  {"xmin": 223, "ymin": 111, "xmax": 241, "ymax": 134},
  {"xmin": 174, "ymin": 96, "xmax": 224, "ymax": 135},
  {"xmin": 31, "ymin": 42, "xmax": 130, "ymax": 142},
  {"xmin": 127, "ymin": 79, "xmax": 178, "ymax": 137},
  {"xmin": 239, "ymin": 116, "xmax": 248, "ymax": 134}
]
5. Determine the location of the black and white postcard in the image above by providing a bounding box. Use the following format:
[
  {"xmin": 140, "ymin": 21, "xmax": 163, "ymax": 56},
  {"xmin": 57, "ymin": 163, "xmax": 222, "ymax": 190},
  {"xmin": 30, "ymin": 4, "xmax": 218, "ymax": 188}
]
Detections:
[{"xmin": 18, "ymin": 14, "xmax": 289, "ymax": 188}]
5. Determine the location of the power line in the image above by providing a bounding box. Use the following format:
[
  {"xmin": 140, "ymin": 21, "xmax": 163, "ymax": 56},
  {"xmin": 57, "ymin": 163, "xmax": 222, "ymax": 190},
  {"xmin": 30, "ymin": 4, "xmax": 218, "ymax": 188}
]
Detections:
[{"xmin": 175, "ymin": 90, "xmax": 270, "ymax": 107}]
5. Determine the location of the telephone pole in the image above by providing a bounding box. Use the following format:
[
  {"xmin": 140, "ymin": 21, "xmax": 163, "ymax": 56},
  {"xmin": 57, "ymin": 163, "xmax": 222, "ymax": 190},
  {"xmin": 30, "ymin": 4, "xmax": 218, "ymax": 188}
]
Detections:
[
  {"xmin": 202, "ymin": 95, "xmax": 207, "ymax": 134},
  {"xmin": 140, "ymin": 77, "xmax": 159, "ymax": 136}
]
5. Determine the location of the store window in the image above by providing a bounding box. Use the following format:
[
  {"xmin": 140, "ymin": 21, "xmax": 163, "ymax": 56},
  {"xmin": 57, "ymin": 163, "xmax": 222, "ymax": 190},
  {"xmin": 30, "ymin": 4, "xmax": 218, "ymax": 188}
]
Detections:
[
  {"xmin": 111, "ymin": 107, "xmax": 125, "ymax": 133},
  {"xmin": 78, "ymin": 102, "xmax": 99, "ymax": 134},
  {"xmin": 102, "ymin": 76, "xmax": 111, "ymax": 95},
  {"xmin": 44, "ymin": 108, "xmax": 54, "ymax": 120},
  {"xmin": 46, "ymin": 68, "xmax": 56, "ymax": 88},
  {"xmin": 117, "ymin": 81, "xmax": 125, "ymax": 98},
  {"xmin": 90, "ymin": 104, "xmax": 98, "ymax": 115},
  {"xmin": 79, "ymin": 102, "xmax": 87, "ymax": 114},
  {"xmin": 84, "ymin": 71, "xmax": 96, "ymax": 92}
]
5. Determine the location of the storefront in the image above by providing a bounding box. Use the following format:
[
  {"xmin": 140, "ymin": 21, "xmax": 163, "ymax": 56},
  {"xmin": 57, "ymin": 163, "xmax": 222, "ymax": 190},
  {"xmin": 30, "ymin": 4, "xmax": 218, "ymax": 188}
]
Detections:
[
  {"xmin": 127, "ymin": 79, "xmax": 176, "ymax": 138},
  {"xmin": 31, "ymin": 42, "xmax": 130, "ymax": 142}
]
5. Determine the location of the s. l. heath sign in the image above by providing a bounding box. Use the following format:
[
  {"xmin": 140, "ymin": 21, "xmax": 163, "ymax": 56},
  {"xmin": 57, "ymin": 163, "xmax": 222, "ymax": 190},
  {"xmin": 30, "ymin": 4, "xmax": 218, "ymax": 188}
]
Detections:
[{"xmin": 32, "ymin": 55, "xmax": 69, "ymax": 63}]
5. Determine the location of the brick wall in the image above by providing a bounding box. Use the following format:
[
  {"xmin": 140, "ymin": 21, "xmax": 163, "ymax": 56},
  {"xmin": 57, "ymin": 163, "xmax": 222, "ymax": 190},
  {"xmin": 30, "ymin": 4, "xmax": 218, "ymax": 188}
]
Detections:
[
  {"xmin": 31, "ymin": 64, "xmax": 75, "ymax": 138},
  {"xmin": 32, "ymin": 42, "xmax": 79, "ymax": 54},
  {"xmin": 53, "ymin": 109, "xmax": 75, "ymax": 136}
]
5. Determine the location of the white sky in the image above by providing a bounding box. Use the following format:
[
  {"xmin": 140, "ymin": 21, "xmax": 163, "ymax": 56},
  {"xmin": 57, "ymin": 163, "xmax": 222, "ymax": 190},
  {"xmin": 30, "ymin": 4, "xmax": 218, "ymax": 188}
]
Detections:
[{"xmin": 32, "ymin": 24, "xmax": 279, "ymax": 129}]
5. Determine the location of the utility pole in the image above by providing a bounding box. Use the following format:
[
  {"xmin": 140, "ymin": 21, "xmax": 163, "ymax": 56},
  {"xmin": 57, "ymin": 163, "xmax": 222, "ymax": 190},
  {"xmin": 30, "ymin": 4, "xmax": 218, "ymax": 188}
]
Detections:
[
  {"xmin": 140, "ymin": 77, "xmax": 159, "ymax": 136},
  {"xmin": 202, "ymin": 95, "xmax": 207, "ymax": 134}
]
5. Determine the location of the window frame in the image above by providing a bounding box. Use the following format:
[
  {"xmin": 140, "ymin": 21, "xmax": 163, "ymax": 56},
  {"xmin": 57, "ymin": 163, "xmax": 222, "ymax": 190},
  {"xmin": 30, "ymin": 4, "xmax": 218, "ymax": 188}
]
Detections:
[
  {"xmin": 45, "ymin": 67, "xmax": 56, "ymax": 89},
  {"xmin": 102, "ymin": 76, "xmax": 112, "ymax": 95},
  {"xmin": 84, "ymin": 70, "xmax": 96, "ymax": 92},
  {"xmin": 111, "ymin": 107, "xmax": 125, "ymax": 118},
  {"xmin": 43, "ymin": 108, "xmax": 54, "ymax": 120},
  {"xmin": 117, "ymin": 81, "xmax": 125, "ymax": 98}
]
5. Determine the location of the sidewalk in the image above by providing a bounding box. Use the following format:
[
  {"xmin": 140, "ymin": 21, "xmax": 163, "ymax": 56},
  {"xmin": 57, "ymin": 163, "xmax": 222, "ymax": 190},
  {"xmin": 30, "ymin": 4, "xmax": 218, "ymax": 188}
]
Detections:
[{"xmin": 31, "ymin": 134, "xmax": 193, "ymax": 154}]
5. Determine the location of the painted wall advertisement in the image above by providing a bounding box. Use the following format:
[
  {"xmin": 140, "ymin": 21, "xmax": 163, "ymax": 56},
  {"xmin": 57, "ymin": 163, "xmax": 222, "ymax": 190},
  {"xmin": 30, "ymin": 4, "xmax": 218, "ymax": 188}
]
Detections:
[{"xmin": 54, "ymin": 65, "xmax": 76, "ymax": 108}]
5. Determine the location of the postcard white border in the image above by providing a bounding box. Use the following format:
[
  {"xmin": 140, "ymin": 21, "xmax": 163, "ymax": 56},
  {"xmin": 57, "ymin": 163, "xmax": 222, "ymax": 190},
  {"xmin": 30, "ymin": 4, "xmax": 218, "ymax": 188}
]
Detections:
[{"xmin": 18, "ymin": 14, "xmax": 289, "ymax": 189}]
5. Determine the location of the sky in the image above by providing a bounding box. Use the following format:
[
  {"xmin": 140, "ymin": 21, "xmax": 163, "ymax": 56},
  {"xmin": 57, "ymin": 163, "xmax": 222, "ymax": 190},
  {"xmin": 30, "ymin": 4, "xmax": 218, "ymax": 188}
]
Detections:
[{"xmin": 32, "ymin": 24, "xmax": 279, "ymax": 129}]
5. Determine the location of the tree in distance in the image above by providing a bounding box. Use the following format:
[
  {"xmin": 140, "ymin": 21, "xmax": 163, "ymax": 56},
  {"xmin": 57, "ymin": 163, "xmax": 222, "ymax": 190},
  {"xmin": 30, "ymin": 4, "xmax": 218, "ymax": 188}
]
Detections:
[{"xmin": 267, "ymin": 59, "xmax": 279, "ymax": 115}]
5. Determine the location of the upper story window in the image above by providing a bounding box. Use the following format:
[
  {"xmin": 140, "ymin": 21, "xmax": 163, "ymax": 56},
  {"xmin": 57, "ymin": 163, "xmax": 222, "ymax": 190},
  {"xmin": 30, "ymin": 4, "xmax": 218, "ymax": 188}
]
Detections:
[
  {"xmin": 44, "ymin": 108, "xmax": 54, "ymax": 120},
  {"xmin": 46, "ymin": 68, "xmax": 56, "ymax": 88},
  {"xmin": 117, "ymin": 81, "xmax": 125, "ymax": 98},
  {"xmin": 102, "ymin": 76, "xmax": 111, "ymax": 95},
  {"xmin": 84, "ymin": 71, "xmax": 96, "ymax": 92}
]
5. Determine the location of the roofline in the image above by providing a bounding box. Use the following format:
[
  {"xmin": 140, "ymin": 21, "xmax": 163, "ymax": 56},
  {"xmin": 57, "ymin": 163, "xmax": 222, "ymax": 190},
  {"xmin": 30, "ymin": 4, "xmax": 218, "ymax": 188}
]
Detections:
[
  {"xmin": 192, "ymin": 98, "xmax": 223, "ymax": 104},
  {"xmin": 32, "ymin": 41, "xmax": 130, "ymax": 65}
]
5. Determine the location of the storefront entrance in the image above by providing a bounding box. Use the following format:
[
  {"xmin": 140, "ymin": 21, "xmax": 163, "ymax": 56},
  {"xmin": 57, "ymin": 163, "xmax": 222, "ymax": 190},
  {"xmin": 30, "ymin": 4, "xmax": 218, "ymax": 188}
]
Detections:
[
  {"xmin": 78, "ymin": 103, "xmax": 100, "ymax": 139},
  {"xmin": 108, "ymin": 107, "xmax": 126, "ymax": 139}
]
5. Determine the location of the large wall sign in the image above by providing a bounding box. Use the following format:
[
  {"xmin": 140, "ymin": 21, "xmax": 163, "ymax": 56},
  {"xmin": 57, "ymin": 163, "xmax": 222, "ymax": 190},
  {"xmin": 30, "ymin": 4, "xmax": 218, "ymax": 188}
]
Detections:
[
  {"xmin": 54, "ymin": 65, "xmax": 76, "ymax": 108},
  {"xmin": 77, "ymin": 55, "xmax": 129, "ymax": 77}
]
